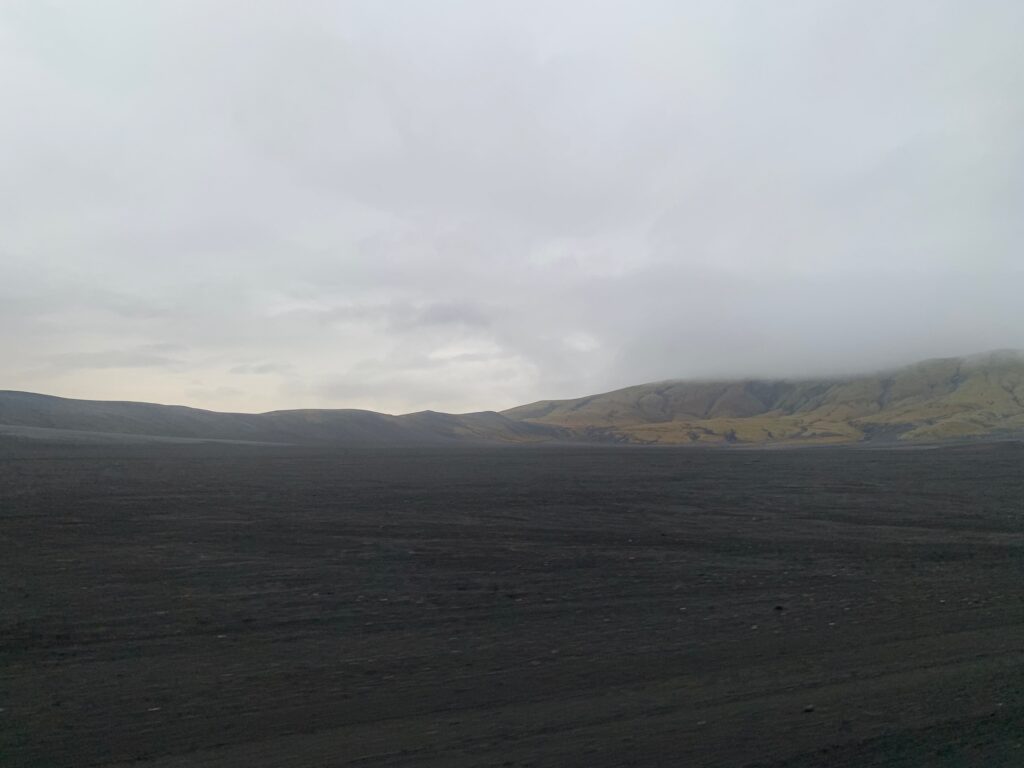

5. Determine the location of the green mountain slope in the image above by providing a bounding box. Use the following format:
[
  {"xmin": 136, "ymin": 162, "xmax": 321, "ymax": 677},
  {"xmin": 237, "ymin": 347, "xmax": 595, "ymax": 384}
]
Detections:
[{"xmin": 502, "ymin": 351, "xmax": 1024, "ymax": 445}]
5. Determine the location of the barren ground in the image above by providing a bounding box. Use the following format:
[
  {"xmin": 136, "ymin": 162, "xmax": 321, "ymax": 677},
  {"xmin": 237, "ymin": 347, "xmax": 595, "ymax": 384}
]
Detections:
[{"xmin": 2, "ymin": 439, "xmax": 1023, "ymax": 766}]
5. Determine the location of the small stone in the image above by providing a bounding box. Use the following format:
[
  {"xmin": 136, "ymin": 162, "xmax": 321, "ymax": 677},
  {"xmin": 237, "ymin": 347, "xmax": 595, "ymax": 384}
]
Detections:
[{"xmin": 803, "ymin": 705, "xmax": 815, "ymax": 713}]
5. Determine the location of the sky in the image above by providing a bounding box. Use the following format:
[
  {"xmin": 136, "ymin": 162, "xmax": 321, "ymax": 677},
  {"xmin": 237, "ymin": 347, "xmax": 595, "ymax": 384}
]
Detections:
[{"xmin": 2, "ymin": 1, "xmax": 1022, "ymax": 414}]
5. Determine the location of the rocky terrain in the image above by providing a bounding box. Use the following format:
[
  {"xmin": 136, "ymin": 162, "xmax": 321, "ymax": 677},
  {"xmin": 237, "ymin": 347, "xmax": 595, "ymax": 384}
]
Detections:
[{"xmin": 2, "ymin": 439, "xmax": 1023, "ymax": 766}]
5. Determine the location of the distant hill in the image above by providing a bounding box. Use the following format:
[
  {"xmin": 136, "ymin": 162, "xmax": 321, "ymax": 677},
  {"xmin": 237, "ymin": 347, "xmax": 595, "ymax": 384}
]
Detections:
[
  {"xmin": 0, "ymin": 391, "xmax": 566, "ymax": 446},
  {"xmin": 503, "ymin": 350, "xmax": 1024, "ymax": 445},
  {"xmin": 3, "ymin": 351, "xmax": 1024, "ymax": 446}
]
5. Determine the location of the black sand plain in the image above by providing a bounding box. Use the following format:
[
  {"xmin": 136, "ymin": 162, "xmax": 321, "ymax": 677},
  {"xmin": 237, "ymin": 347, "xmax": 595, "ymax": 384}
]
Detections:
[{"xmin": 2, "ymin": 439, "xmax": 1023, "ymax": 766}]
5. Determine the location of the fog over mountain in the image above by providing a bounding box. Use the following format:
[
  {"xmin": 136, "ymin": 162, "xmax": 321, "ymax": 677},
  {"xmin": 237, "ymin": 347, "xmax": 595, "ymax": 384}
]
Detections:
[
  {"xmin": 2, "ymin": 1, "xmax": 1022, "ymax": 413},
  {"xmin": 4, "ymin": 352, "xmax": 1023, "ymax": 446}
]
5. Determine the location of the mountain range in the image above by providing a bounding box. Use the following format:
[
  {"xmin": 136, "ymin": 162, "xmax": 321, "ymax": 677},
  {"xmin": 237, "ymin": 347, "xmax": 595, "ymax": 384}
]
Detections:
[{"xmin": 3, "ymin": 351, "xmax": 1024, "ymax": 447}]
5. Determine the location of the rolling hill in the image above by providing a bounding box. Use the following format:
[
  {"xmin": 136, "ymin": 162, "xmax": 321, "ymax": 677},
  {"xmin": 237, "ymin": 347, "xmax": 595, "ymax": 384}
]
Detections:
[
  {"xmin": 0, "ymin": 391, "xmax": 566, "ymax": 446},
  {"xmin": 504, "ymin": 350, "xmax": 1024, "ymax": 445},
  {"xmin": 2, "ymin": 351, "xmax": 1023, "ymax": 446}
]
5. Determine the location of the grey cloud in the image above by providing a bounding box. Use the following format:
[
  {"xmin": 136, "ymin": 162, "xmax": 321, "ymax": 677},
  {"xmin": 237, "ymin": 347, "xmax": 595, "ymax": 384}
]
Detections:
[
  {"xmin": 280, "ymin": 300, "xmax": 493, "ymax": 333},
  {"xmin": 1, "ymin": 1, "xmax": 1022, "ymax": 412},
  {"xmin": 391, "ymin": 302, "xmax": 492, "ymax": 331},
  {"xmin": 229, "ymin": 362, "xmax": 295, "ymax": 375},
  {"xmin": 43, "ymin": 348, "xmax": 183, "ymax": 372}
]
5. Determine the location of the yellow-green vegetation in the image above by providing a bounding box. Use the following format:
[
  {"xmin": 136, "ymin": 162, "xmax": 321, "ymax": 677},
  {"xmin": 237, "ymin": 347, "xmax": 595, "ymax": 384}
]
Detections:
[{"xmin": 501, "ymin": 351, "xmax": 1024, "ymax": 446}]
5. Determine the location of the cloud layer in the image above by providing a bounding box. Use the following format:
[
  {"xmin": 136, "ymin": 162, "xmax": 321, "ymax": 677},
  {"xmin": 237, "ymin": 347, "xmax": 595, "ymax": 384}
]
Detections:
[{"xmin": 2, "ymin": 1, "xmax": 1022, "ymax": 413}]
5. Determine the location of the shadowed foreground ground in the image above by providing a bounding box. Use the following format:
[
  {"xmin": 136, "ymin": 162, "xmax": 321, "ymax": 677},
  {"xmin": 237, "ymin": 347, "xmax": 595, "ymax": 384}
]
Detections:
[{"xmin": 2, "ymin": 440, "xmax": 1023, "ymax": 766}]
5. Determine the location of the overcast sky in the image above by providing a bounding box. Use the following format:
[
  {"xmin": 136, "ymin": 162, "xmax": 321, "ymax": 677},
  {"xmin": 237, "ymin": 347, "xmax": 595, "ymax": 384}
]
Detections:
[{"xmin": 2, "ymin": 1, "xmax": 1022, "ymax": 414}]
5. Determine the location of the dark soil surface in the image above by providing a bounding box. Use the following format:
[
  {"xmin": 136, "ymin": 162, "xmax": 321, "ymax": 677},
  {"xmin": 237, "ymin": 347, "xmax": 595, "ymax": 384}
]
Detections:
[{"xmin": 2, "ymin": 439, "xmax": 1023, "ymax": 767}]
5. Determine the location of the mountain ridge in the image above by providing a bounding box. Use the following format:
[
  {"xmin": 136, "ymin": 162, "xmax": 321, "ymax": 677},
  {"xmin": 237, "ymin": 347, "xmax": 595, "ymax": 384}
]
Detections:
[
  {"xmin": 503, "ymin": 350, "xmax": 1024, "ymax": 445},
  {"xmin": 3, "ymin": 351, "xmax": 1024, "ymax": 446},
  {"xmin": 0, "ymin": 390, "xmax": 567, "ymax": 446}
]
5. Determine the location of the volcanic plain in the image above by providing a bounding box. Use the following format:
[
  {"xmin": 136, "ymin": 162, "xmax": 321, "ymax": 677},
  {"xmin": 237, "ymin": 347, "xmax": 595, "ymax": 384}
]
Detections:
[{"xmin": 2, "ymin": 438, "xmax": 1023, "ymax": 766}]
